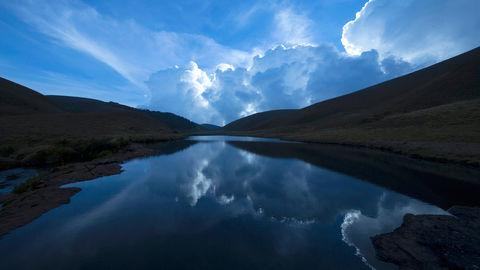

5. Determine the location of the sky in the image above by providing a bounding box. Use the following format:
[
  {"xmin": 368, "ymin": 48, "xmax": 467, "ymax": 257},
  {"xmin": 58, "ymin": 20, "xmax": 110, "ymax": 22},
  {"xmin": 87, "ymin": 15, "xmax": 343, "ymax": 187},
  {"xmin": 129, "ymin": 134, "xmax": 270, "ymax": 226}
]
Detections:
[{"xmin": 1, "ymin": 0, "xmax": 479, "ymax": 125}]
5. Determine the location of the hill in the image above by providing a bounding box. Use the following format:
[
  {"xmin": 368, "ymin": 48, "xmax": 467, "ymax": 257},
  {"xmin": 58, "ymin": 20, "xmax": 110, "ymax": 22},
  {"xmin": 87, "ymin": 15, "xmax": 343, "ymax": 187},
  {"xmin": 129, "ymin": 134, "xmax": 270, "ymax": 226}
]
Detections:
[
  {"xmin": 224, "ymin": 47, "xmax": 480, "ymax": 165},
  {"xmin": 47, "ymin": 95, "xmax": 198, "ymax": 131},
  {"xmin": 0, "ymin": 78, "xmax": 62, "ymax": 115},
  {"xmin": 0, "ymin": 78, "xmax": 199, "ymax": 167},
  {"xmin": 225, "ymin": 109, "xmax": 295, "ymax": 131},
  {"xmin": 199, "ymin": 124, "xmax": 222, "ymax": 130}
]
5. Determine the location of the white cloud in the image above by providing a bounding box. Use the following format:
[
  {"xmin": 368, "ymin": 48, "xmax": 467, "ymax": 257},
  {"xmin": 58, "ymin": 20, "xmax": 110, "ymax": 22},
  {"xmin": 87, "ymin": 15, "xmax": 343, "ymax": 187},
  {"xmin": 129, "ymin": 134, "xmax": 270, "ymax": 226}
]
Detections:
[
  {"xmin": 342, "ymin": 0, "xmax": 480, "ymax": 64},
  {"xmin": 7, "ymin": 1, "xmax": 148, "ymax": 88},
  {"xmin": 147, "ymin": 45, "xmax": 412, "ymax": 124},
  {"xmin": 147, "ymin": 62, "xmax": 261, "ymax": 125},
  {"xmin": 8, "ymin": 0, "xmax": 474, "ymax": 125},
  {"xmin": 218, "ymin": 194, "xmax": 235, "ymax": 205},
  {"xmin": 187, "ymin": 159, "xmax": 213, "ymax": 206},
  {"xmin": 216, "ymin": 63, "xmax": 235, "ymax": 72},
  {"xmin": 5, "ymin": 0, "xmax": 253, "ymax": 90},
  {"xmin": 273, "ymin": 7, "xmax": 315, "ymax": 46},
  {"xmin": 146, "ymin": 62, "xmax": 221, "ymax": 124}
]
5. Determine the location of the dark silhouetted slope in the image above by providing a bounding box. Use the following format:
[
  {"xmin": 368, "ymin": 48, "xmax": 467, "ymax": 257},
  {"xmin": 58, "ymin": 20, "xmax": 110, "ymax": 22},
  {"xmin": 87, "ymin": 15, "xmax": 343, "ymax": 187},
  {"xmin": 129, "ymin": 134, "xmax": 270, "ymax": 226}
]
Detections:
[
  {"xmin": 0, "ymin": 78, "xmax": 62, "ymax": 115},
  {"xmin": 47, "ymin": 95, "xmax": 198, "ymax": 131},
  {"xmin": 199, "ymin": 124, "xmax": 222, "ymax": 130},
  {"xmin": 226, "ymin": 47, "xmax": 480, "ymax": 131},
  {"xmin": 47, "ymin": 95, "xmax": 132, "ymax": 113},
  {"xmin": 225, "ymin": 109, "xmax": 294, "ymax": 131},
  {"xmin": 0, "ymin": 78, "xmax": 201, "ymax": 168},
  {"xmin": 143, "ymin": 111, "xmax": 198, "ymax": 131}
]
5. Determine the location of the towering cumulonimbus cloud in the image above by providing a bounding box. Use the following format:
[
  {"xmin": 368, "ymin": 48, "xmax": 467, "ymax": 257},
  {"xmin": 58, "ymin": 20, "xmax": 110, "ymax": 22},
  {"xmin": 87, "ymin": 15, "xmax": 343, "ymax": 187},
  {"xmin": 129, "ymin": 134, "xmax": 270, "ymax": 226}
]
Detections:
[{"xmin": 146, "ymin": 45, "xmax": 412, "ymax": 124}]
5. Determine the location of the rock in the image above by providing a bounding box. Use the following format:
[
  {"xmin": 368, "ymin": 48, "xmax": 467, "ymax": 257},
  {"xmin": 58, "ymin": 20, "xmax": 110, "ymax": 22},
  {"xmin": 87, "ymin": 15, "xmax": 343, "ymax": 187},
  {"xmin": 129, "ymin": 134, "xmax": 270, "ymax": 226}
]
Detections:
[{"xmin": 372, "ymin": 206, "xmax": 480, "ymax": 270}]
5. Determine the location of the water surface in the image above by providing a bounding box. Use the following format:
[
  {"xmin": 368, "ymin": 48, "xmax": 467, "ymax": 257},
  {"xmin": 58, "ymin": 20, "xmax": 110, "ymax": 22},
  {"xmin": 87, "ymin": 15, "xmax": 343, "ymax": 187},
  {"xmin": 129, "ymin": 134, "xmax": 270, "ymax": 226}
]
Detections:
[{"xmin": 1, "ymin": 136, "xmax": 478, "ymax": 270}]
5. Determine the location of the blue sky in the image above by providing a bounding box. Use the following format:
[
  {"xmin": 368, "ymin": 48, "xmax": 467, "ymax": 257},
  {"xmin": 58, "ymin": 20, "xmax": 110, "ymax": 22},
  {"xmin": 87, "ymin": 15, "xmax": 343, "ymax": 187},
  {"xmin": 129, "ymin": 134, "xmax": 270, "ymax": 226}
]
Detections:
[{"xmin": 1, "ymin": 0, "xmax": 479, "ymax": 124}]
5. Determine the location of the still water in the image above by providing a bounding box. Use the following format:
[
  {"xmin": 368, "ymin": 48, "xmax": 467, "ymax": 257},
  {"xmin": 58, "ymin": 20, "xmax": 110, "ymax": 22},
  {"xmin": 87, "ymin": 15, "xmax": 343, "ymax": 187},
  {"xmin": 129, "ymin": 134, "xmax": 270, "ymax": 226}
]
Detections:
[{"xmin": 1, "ymin": 136, "xmax": 478, "ymax": 270}]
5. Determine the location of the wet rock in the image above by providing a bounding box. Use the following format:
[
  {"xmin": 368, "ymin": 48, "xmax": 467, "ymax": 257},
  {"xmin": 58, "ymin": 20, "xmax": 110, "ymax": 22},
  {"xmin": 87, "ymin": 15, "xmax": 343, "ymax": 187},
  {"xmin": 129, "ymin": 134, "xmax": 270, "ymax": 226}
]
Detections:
[{"xmin": 372, "ymin": 206, "xmax": 480, "ymax": 270}]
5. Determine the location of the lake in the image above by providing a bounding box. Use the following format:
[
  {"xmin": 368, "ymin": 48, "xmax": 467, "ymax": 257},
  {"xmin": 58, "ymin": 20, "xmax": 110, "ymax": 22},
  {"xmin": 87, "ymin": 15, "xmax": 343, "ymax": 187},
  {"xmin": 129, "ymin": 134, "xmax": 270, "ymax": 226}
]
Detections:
[{"xmin": 1, "ymin": 136, "xmax": 479, "ymax": 270}]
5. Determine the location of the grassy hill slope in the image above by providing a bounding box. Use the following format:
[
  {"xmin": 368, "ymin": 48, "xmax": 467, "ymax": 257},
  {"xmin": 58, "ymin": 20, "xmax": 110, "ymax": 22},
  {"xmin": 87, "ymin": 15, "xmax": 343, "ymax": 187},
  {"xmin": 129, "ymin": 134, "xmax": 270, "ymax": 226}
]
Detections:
[
  {"xmin": 0, "ymin": 78, "xmax": 62, "ymax": 115},
  {"xmin": 47, "ymin": 95, "xmax": 198, "ymax": 131},
  {"xmin": 0, "ymin": 78, "xmax": 198, "ymax": 167}
]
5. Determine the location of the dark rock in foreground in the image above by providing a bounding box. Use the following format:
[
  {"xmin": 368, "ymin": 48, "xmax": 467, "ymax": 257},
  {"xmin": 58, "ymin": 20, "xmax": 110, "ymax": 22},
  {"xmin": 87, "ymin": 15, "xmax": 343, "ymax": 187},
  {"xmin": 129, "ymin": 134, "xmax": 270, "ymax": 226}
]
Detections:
[{"xmin": 372, "ymin": 206, "xmax": 480, "ymax": 270}]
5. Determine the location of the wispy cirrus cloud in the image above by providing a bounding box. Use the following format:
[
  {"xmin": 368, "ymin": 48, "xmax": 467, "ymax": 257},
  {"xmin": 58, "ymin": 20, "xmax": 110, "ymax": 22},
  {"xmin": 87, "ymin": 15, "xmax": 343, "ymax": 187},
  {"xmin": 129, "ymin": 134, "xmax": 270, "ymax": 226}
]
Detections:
[
  {"xmin": 3, "ymin": 0, "xmax": 253, "ymax": 89},
  {"xmin": 5, "ymin": 0, "xmax": 146, "ymax": 87}
]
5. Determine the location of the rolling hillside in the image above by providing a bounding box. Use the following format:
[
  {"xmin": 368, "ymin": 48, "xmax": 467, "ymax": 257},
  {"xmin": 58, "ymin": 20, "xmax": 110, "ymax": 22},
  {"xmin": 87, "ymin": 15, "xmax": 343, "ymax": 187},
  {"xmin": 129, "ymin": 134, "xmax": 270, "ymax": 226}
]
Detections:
[
  {"xmin": 224, "ymin": 47, "xmax": 480, "ymax": 165},
  {"xmin": 0, "ymin": 78, "xmax": 200, "ymax": 141},
  {"xmin": 0, "ymin": 78, "xmax": 62, "ymax": 115},
  {"xmin": 47, "ymin": 95, "xmax": 198, "ymax": 131},
  {"xmin": 0, "ymin": 78, "xmax": 200, "ymax": 167}
]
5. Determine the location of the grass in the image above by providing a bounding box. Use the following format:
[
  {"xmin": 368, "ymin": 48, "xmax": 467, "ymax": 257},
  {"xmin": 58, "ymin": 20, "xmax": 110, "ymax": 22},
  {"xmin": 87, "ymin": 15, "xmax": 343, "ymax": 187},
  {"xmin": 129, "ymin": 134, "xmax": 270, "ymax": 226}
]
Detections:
[
  {"xmin": 0, "ymin": 133, "xmax": 184, "ymax": 168},
  {"xmin": 18, "ymin": 137, "xmax": 130, "ymax": 166}
]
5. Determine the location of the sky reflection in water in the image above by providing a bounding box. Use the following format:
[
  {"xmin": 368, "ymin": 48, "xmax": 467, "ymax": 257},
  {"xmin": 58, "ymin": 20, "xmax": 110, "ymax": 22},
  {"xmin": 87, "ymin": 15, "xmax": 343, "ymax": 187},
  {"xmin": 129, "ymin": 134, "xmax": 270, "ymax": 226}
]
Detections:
[{"xmin": 0, "ymin": 136, "xmax": 454, "ymax": 270}]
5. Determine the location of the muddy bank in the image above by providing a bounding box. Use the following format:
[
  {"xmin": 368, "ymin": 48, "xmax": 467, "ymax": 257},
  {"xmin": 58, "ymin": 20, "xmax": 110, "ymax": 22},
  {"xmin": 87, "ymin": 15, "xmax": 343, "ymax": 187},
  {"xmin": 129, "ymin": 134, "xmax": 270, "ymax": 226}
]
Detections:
[
  {"xmin": 372, "ymin": 206, "xmax": 480, "ymax": 270},
  {"xmin": 0, "ymin": 140, "xmax": 196, "ymax": 237}
]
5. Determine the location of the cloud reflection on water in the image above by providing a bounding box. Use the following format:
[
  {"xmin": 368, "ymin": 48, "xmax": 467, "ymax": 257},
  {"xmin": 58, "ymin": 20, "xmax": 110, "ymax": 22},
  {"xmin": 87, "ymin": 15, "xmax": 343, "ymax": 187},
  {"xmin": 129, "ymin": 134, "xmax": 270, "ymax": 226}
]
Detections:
[{"xmin": 1, "ymin": 137, "xmax": 468, "ymax": 270}]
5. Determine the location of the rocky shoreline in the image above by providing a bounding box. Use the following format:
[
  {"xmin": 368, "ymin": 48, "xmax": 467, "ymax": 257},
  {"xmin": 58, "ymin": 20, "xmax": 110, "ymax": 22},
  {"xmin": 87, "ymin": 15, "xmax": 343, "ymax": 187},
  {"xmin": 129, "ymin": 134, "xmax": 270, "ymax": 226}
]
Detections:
[{"xmin": 372, "ymin": 206, "xmax": 480, "ymax": 270}]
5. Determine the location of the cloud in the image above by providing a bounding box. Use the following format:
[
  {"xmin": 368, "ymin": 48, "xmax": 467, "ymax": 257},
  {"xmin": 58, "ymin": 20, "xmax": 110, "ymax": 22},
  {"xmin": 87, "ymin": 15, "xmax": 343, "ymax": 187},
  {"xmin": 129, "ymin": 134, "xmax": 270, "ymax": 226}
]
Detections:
[
  {"xmin": 342, "ymin": 0, "xmax": 480, "ymax": 64},
  {"xmin": 218, "ymin": 194, "xmax": 235, "ymax": 205},
  {"xmin": 7, "ymin": 0, "xmax": 473, "ymax": 126},
  {"xmin": 273, "ymin": 7, "xmax": 315, "ymax": 46},
  {"xmin": 12, "ymin": 71, "xmax": 145, "ymax": 107},
  {"xmin": 187, "ymin": 159, "xmax": 213, "ymax": 206},
  {"xmin": 147, "ymin": 45, "xmax": 412, "ymax": 124},
  {"xmin": 305, "ymin": 47, "xmax": 409, "ymax": 101},
  {"xmin": 146, "ymin": 62, "xmax": 220, "ymax": 124},
  {"xmin": 4, "ymin": 0, "xmax": 253, "ymax": 89},
  {"xmin": 5, "ymin": 0, "xmax": 148, "ymax": 87},
  {"xmin": 205, "ymin": 67, "xmax": 261, "ymax": 121}
]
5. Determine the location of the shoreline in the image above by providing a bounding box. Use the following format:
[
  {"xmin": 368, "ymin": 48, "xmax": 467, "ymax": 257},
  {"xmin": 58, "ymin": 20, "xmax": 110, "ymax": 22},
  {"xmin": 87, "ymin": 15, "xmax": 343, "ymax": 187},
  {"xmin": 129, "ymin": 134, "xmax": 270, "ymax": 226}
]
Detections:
[
  {"xmin": 192, "ymin": 131, "xmax": 480, "ymax": 169},
  {"xmin": 2, "ymin": 134, "xmax": 479, "ymax": 237},
  {"xmin": 0, "ymin": 140, "xmax": 193, "ymax": 237},
  {"xmin": 1, "ymin": 134, "xmax": 479, "ymax": 269}
]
